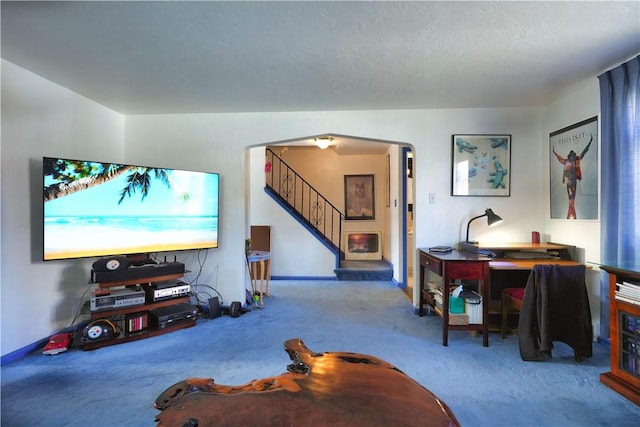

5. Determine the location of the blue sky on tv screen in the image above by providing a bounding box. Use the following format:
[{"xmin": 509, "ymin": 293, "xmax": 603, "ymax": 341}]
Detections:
[{"xmin": 45, "ymin": 165, "xmax": 219, "ymax": 217}]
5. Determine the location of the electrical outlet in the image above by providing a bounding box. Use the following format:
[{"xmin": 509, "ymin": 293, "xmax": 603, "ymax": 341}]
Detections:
[{"xmin": 428, "ymin": 193, "xmax": 436, "ymax": 204}]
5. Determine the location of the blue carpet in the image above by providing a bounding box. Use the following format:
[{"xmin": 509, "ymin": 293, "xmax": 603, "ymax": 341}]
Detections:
[
  {"xmin": 2, "ymin": 280, "xmax": 639, "ymax": 426},
  {"xmin": 334, "ymin": 260, "xmax": 393, "ymax": 280}
]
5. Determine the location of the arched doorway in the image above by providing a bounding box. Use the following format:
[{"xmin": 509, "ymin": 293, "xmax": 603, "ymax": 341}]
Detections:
[{"xmin": 247, "ymin": 135, "xmax": 416, "ymax": 302}]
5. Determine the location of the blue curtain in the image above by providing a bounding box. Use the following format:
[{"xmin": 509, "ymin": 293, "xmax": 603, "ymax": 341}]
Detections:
[{"xmin": 598, "ymin": 55, "xmax": 640, "ymax": 338}]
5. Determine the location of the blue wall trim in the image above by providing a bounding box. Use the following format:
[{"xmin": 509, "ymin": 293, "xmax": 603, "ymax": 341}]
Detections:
[
  {"xmin": 2, "ymin": 326, "xmax": 80, "ymax": 365},
  {"xmin": 2, "ymin": 338, "xmax": 48, "ymax": 366}
]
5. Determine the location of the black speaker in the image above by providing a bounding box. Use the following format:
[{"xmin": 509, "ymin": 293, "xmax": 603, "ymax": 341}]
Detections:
[
  {"xmin": 92, "ymin": 256, "xmax": 131, "ymax": 272},
  {"xmin": 229, "ymin": 301, "xmax": 241, "ymax": 318},
  {"xmin": 208, "ymin": 297, "xmax": 221, "ymax": 319}
]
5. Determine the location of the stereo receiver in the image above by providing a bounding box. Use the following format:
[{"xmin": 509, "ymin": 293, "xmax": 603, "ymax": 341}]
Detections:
[
  {"xmin": 143, "ymin": 281, "xmax": 191, "ymax": 302},
  {"xmin": 90, "ymin": 288, "xmax": 146, "ymax": 312}
]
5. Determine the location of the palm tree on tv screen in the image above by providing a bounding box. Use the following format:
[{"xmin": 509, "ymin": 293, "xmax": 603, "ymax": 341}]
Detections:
[{"xmin": 43, "ymin": 158, "xmax": 172, "ymax": 203}]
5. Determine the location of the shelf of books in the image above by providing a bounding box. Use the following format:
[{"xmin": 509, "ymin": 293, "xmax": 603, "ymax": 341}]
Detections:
[{"xmin": 600, "ymin": 264, "xmax": 640, "ymax": 406}]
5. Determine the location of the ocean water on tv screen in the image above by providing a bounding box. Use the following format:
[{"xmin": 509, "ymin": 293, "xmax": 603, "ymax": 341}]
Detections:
[{"xmin": 43, "ymin": 158, "xmax": 219, "ymax": 260}]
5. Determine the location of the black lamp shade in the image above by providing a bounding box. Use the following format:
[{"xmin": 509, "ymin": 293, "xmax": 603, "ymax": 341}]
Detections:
[
  {"xmin": 465, "ymin": 209, "xmax": 503, "ymax": 242},
  {"xmin": 485, "ymin": 208, "xmax": 503, "ymax": 227}
]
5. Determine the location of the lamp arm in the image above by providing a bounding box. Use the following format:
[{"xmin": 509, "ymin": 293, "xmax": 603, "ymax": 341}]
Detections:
[{"xmin": 465, "ymin": 213, "xmax": 487, "ymax": 242}]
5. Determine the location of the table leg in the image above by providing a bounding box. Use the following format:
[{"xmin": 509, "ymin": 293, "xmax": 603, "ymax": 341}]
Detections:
[
  {"xmin": 442, "ymin": 272, "xmax": 449, "ymax": 346},
  {"xmin": 249, "ymin": 261, "xmax": 258, "ymax": 296},
  {"xmin": 418, "ymin": 264, "xmax": 425, "ymax": 316},
  {"xmin": 482, "ymin": 264, "xmax": 490, "ymax": 347},
  {"xmin": 258, "ymin": 259, "xmax": 265, "ymax": 307},
  {"xmin": 265, "ymin": 258, "xmax": 271, "ymax": 297}
]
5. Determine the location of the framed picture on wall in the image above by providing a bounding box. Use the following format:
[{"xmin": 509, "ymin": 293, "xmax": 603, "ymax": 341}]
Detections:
[
  {"xmin": 343, "ymin": 231, "xmax": 382, "ymax": 260},
  {"xmin": 549, "ymin": 116, "xmax": 598, "ymax": 220},
  {"xmin": 451, "ymin": 134, "xmax": 511, "ymax": 196},
  {"xmin": 344, "ymin": 174, "xmax": 375, "ymax": 220}
]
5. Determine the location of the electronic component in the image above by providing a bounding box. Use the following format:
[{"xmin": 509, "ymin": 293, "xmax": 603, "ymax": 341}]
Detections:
[{"xmin": 90, "ymin": 288, "xmax": 146, "ymax": 312}]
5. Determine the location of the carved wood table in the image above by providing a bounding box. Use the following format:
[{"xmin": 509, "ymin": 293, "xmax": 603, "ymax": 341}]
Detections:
[{"xmin": 154, "ymin": 338, "xmax": 460, "ymax": 426}]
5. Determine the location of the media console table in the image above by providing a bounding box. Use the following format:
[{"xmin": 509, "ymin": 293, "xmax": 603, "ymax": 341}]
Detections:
[
  {"xmin": 418, "ymin": 249, "xmax": 491, "ymax": 347},
  {"xmin": 83, "ymin": 264, "xmax": 195, "ymax": 350}
]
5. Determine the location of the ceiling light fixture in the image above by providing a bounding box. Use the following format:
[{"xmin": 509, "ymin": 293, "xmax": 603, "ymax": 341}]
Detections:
[{"xmin": 314, "ymin": 137, "xmax": 333, "ymax": 149}]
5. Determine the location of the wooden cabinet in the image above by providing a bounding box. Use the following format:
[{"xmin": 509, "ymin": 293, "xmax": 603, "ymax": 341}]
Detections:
[
  {"xmin": 83, "ymin": 271, "xmax": 195, "ymax": 350},
  {"xmin": 600, "ymin": 264, "xmax": 640, "ymax": 406}
]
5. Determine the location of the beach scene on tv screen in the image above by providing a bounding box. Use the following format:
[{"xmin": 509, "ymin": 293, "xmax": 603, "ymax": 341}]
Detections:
[{"xmin": 43, "ymin": 159, "xmax": 219, "ymax": 260}]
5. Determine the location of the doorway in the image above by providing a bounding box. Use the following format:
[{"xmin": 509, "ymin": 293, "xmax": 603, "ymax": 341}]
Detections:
[
  {"xmin": 248, "ymin": 138, "xmax": 415, "ymax": 301},
  {"xmin": 403, "ymin": 147, "xmax": 414, "ymax": 298}
]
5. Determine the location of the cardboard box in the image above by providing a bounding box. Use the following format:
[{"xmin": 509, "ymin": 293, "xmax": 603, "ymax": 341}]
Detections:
[{"xmin": 448, "ymin": 313, "xmax": 469, "ymax": 325}]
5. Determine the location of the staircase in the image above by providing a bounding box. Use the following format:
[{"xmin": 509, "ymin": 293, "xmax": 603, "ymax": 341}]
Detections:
[
  {"xmin": 334, "ymin": 260, "xmax": 394, "ymax": 281},
  {"xmin": 264, "ymin": 149, "xmax": 393, "ymax": 281}
]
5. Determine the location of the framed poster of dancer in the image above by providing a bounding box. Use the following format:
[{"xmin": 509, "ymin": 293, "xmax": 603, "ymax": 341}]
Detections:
[{"xmin": 549, "ymin": 116, "xmax": 598, "ymax": 220}]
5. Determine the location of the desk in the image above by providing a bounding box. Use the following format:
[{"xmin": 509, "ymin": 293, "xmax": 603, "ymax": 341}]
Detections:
[
  {"xmin": 472, "ymin": 242, "xmax": 576, "ymax": 260},
  {"xmin": 418, "ymin": 249, "xmax": 491, "ymax": 347},
  {"xmin": 419, "ymin": 243, "xmax": 585, "ymax": 345},
  {"xmin": 246, "ymin": 250, "xmax": 271, "ymax": 307},
  {"xmin": 489, "ymin": 259, "xmax": 585, "ymax": 270},
  {"xmin": 468, "ymin": 242, "xmax": 585, "ymax": 330}
]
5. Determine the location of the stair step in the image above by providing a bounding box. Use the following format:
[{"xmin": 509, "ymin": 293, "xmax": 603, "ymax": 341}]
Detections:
[{"xmin": 334, "ymin": 260, "xmax": 393, "ymax": 281}]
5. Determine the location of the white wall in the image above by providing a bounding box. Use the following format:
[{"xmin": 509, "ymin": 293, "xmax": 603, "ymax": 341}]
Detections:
[
  {"xmin": 1, "ymin": 59, "xmax": 605, "ymax": 356},
  {"xmin": 543, "ymin": 77, "xmax": 603, "ymax": 337},
  {"xmin": 544, "ymin": 77, "xmax": 601, "ymax": 265},
  {"xmin": 1, "ymin": 60, "xmax": 125, "ymax": 355},
  {"xmin": 125, "ymin": 108, "xmax": 548, "ymax": 298}
]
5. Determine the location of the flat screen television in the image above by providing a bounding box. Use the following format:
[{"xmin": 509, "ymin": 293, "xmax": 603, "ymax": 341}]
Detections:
[{"xmin": 43, "ymin": 157, "xmax": 219, "ymax": 261}]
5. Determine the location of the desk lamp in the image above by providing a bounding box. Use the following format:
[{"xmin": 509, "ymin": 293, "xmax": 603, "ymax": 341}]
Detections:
[{"xmin": 465, "ymin": 208, "xmax": 503, "ymax": 243}]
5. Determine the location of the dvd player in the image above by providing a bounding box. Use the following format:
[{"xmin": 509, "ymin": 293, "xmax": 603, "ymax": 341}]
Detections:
[{"xmin": 148, "ymin": 303, "xmax": 198, "ymax": 329}]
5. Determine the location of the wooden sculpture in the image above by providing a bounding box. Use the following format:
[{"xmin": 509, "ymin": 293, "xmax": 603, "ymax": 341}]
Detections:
[{"xmin": 155, "ymin": 338, "xmax": 460, "ymax": 427}]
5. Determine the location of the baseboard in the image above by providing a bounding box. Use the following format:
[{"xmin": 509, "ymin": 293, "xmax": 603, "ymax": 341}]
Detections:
[
  {"xmin": 270, "ymin": 275, "xmax": 337, "ymax": 281},
  {"xmin": 2, "ymin": 338, "xmax": 48, "ymax": 366},
  {"xmin": 597, "ymin": 336, "xmax": 611, "ymax": 349},
  {"xmin": 2, "ymin": 325, "xmax": 79, "ymax": 366}
]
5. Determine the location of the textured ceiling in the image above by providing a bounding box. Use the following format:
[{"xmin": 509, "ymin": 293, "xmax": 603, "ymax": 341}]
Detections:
[{"xmin": 2, "ymin": 1, "xmax": 639, "ymax": 115}]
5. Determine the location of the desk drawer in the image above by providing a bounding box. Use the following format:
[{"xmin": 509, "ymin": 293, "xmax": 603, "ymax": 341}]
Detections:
[
  {"xmin": 445, "ymin": 262, "xmax": 485, "ymax": 280},
  {"xmin": 421, "ymin": 252, "xmax": 442, "ymax": 276}
]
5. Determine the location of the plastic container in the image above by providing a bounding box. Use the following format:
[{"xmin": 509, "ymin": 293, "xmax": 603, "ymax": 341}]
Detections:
[
  {"xmin": 449, "ymin": 296, "xmax": 465, "ymax": 314},
  {"xmin": 461, "ymin": 290, "xmax": 483, "ymax": 324}
]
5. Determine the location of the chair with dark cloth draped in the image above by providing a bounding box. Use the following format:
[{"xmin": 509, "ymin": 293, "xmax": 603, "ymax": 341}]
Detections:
[{"xmin": 517, "ymin": 264, "xmax": 592, "ymax": 362}]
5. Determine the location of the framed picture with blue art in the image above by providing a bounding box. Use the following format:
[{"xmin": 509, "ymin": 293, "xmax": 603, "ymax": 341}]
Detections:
[{"xmin": 451, "ymin": 134, "xmax": 511, "ymax": 196}]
